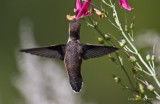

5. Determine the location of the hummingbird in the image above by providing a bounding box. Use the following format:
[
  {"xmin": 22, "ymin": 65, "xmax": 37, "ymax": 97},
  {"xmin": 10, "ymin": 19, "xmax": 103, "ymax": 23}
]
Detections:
[{"xmin": 20, "ymin": 20, "xmax": 118, "ymax": 93}]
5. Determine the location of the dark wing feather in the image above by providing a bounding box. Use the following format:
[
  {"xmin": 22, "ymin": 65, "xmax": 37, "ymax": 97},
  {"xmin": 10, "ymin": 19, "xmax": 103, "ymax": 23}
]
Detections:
[
  {"xmin": 20, "ymin": 44, "xmax": 66, "ymax": 60},
  {"xmin": 82, "ymin": 44, "xmax": 118, "ymax": 60}
]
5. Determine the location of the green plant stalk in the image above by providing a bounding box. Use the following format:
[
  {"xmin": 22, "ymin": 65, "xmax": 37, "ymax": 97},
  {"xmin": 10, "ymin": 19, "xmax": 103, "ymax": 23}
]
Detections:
[
  {"xmin": 108, "ymin": 0, "xmax": 160, "ymax": 88},
  {"xmin": 154, "ymin": 90, "xmax": 160, "ymax": 99},
  {"xmin": 86, "ymin": 17, "xmax": 135, "ymax": 89},
  {"xmin": 148, "ymin": 61, "xmax": 155, "ymax": 74},
  {"xmin": 116, "ymin": 52, "xmax": 135, "ymax": 89},
  {"xmin": 101, "ymin": 0, "xmax": 112, "ymax": 7}
]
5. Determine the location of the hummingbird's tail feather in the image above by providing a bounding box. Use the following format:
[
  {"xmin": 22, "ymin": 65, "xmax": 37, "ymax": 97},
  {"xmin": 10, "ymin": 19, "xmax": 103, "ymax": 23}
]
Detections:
[
  {"xmin": 69, "ymin": 74, "xmax": 83, "ymax": 93},
  {"xmin": 66, "ymin": 64, "xmax": 83, "ymax": 92}
]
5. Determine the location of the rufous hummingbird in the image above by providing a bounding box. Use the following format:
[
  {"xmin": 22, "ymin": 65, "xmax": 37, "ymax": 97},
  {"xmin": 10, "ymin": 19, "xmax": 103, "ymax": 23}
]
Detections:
[{"xmin": 20, "ymin": 20, "xmax": 118, "ymax": 93}]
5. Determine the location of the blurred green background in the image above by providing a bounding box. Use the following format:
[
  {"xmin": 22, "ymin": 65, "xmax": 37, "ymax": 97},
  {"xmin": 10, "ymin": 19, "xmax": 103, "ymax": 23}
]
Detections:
[{"xmin": 0, "ymin": 0, "xmax": 160, "ymax": 104}]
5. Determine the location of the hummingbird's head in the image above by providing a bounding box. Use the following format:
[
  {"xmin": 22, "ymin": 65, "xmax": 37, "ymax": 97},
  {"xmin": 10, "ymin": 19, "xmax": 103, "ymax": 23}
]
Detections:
[{"xmin": 69, "ymin": 20, "xmax": 81, "ymax": 41}]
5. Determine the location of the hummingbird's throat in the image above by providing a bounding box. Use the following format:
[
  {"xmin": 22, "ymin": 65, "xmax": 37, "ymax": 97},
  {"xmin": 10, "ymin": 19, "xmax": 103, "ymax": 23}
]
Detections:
[
  {"xmin": 68, "ymin": 20, "xmax": 81, "ymax": 42},
  {"xmin": 68, "ymin": 32, "xmax": 80, "ymax": 42}
]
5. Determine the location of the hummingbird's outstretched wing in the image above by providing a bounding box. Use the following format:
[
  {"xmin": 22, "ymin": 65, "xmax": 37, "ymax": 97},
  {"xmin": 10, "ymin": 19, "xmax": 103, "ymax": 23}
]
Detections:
[
  {"xmin": 82, "ymin": 44, "xmax": 118, "ymax": 60},
  {"xmin": 20, "ymin": 44, "xmax": 66, "ymax": 60}
]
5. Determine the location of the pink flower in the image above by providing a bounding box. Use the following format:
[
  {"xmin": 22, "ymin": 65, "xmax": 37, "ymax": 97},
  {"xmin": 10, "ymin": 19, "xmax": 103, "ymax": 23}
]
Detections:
[
  {"xmin": 74, "ymin": 0, "xmax": 82, "ymax": 13},
  {"xmin": 119, "ymin": 0, "xmax": 133, "ymax": 11},
  {"xmin": 74, "ymin": 0, "xmax": 92, "ymax": 20}
]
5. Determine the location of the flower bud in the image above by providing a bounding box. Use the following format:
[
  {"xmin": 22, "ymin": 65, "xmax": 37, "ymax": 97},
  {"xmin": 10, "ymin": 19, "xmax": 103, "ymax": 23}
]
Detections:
[
  {"xmin": 101, "ymin": 9, "xmax": 106, "ymax": 14},
  {"xmin": 93, "ymin": 21, "xmax": 98, "ymax": 26},
  {"xmin": 147, "ymin": 84, "xmax": 154, "ymax": 91},
  {"xmin": 132, "ymin": 68, "xmax": 138, "ymax": 74},
  {"xmin": 104, "ymin": 34, "xmax": 110, "ymax": 40},
  {"xmin": 90, "ymin": 5, "xmax": 94, "ymax": 13},
  {"xmin": 113, "ymin": 12, "xmax": 116, "ymax": 18},
  {"xmin": 151, "ymin": 55, "xmax": 156, "ymax": 61},
  {"xmin": 146, "ymin": 54, "xmax": 151, "ymax": 61},
  {"xmin": 134, "ymin": 95, "xmax": 141, "ymax": 100},
  {"xmin": 125, "ymin": 25, "xmax": 128, "ymax": 32},
  {"xmin": 101, "ymin": 9, "xmax": 108, "ymax": 18},
  {"xmin": 129, "ymin": 56, "xmax": 137, "ymax": 63},
  {"xmin": 121, "ymin": 38, "xmax": 126, "ymax": 45},
  {"xmin": 97, "ymin": 37, "xmax": 104, "ymax": 44},
  {"xmin": 113, "ymin": 75, "xmax": 121, "ymax": 83},
  {"xmin": 108, "ymin": 55, "xmax": 116, "ymax": 62},
  {"xmin": 139, "ymin": 83, "xmax": 144, "ymax": 94},
  {"xmin": 130, "ymin": 22, "xmax": 134, "ymax": 29},
  {"xmin": 118, "ymin": 41, "xmax": 123, "ymax": 47},
  {"xmin": 118, "ymin": 39, "xmax": 126, "ymax": 47}
]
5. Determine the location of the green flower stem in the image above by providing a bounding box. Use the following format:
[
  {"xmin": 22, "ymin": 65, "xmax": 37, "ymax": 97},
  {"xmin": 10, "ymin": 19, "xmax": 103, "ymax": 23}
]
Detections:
[
  {"xmin": 135, "ymin": 63, "xmax": 152, "ymax": 76},
  {"xmin": 124, "ymin": 45, "xmax": 137, "ymax": 55},
  {"xmin": 131, "ymin": 30, "xmax": 134, "ymax": 41},
  {"xmin": 127, "ymin": 33, "xmax": 134, "ymax": 42},
  {"xmin": 154, "ymin": 91, "xmax": 160, "ymax": 99},
  {"xmin": 87, "ymin": 17, "xmax": 113, "ymax": 46},
  {"xmin": 102, "ymin": 0, "xmax": 112, "ymax": 7},
  {"xmin": 137, "ymin": 53, "xmax": 154, "ymax": 75},
  {"xmin": 148, "ymin": 61, "xmax": 155, "ymax": 74},
  {"xmin": 86, "ymin": 17, "xmax": 135, "ymax": 89},
  {"xmin": 107, "ymin": 0, "xmax": 160, "ymax": 88},
  {"xmin": 107, "ymin": 18, "xmax": 119, "ymax": 29},
  {"xmin": 120, "ymin": 82, "xmax": 135, "ymax": 91},
  {"xmin": 152, "ymin": 61, "xmax": 155, "ymax": 72},
  {"xmin": 116, "ymin": 52, "xmax": 135, "ymax": 89}
]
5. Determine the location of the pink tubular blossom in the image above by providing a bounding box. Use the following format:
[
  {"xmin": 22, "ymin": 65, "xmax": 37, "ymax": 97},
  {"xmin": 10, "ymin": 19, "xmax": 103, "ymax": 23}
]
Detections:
[
  {"xmin": 74, "ymin": 0, "xmax": 92, "ymax": 20},
  {"xmin": 74, "ymin": 0, "xmax": 82, "ymax": 13},
  {"xmin": 119, "ymin": 0, "xmax": 133, "ymax": 11}
]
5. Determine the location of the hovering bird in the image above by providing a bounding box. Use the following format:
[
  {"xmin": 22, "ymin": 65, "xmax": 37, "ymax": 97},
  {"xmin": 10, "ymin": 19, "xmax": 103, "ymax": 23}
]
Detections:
[{"xmin": 20, "ymin": 20, "xmax": 118, "ymax": 93}]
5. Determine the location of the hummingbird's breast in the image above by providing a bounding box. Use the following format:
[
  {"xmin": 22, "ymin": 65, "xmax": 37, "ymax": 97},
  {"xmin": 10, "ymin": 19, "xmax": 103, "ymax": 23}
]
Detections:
[{"xmin": 64, "ymin": 41, "xmax": 83, "ymax": 70}]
